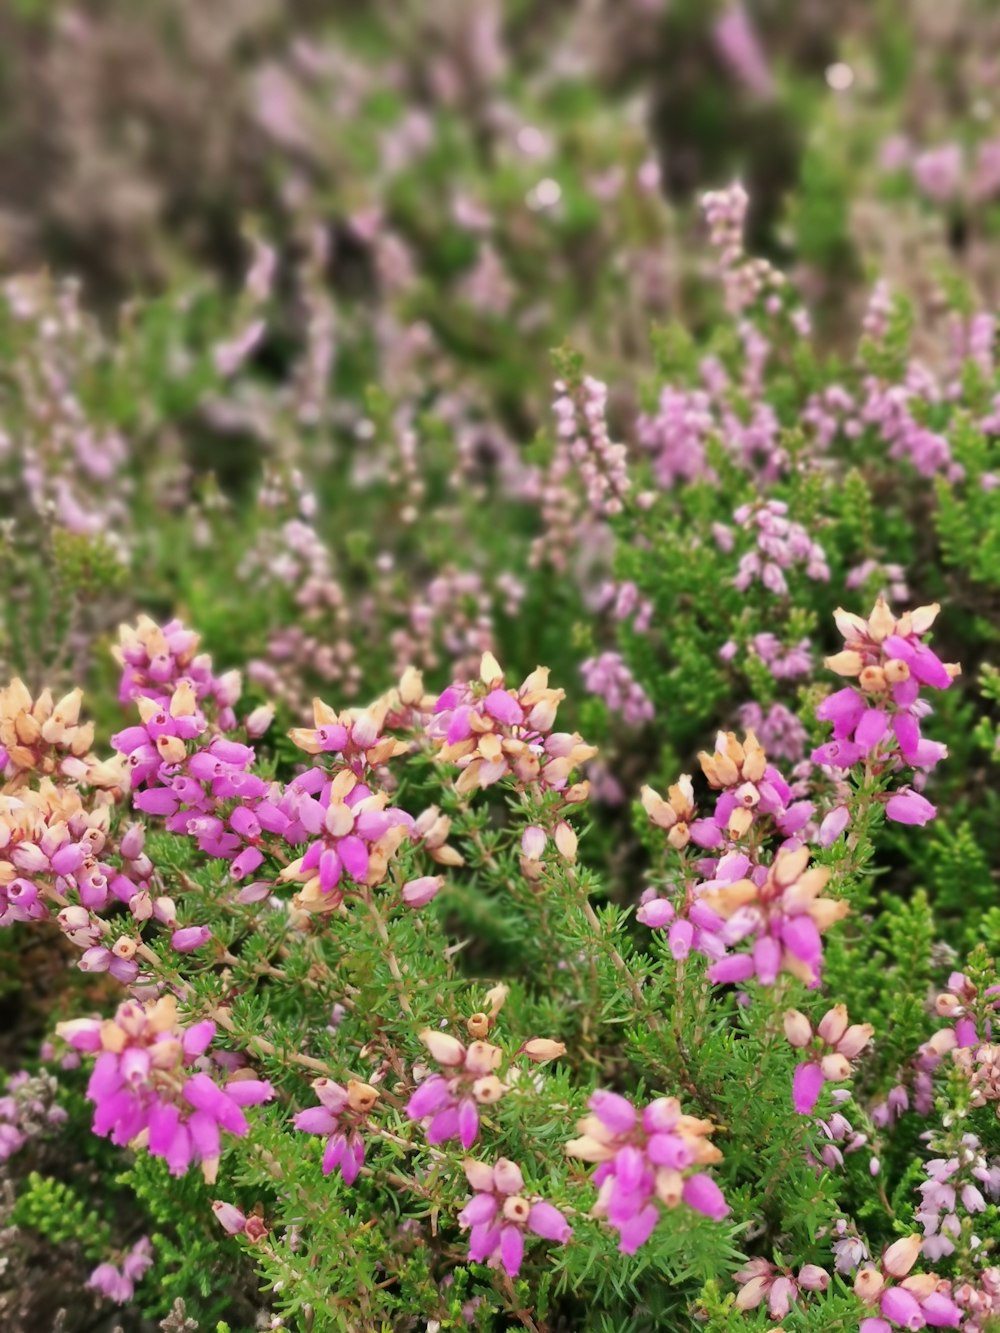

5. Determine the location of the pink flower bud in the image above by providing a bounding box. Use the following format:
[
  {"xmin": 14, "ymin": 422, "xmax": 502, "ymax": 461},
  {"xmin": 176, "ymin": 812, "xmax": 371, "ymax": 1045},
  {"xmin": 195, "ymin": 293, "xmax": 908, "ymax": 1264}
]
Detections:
[
  {"xmin": 212, "ymin": 1201, "xmax": 247, "ymax": 1235},
  {"xmin": 817, "ymin": 1004, "xmax": 849, "ymax": 1046},
  {"xmin": 879, "ymin": 1285, "xmax": 924, "ymax": 1328},
  {"xmin": 171, "ymin": 925, "xmax": 211, "ymax": 953},
  {"xmin": 820, "ymin": 1053, "xmax": 852, "ymax": 1082},
  {"xmin": 885, "ymin": 790, "xmax": 936, "ymax": 826},
  {"xmin": 492, "ymin": 1158, "xmax": 524, "ymax": 1195},
  {"xmin": 520, "ymin": 826, "xmax": 547, "ymax": 860},
  {"xmin": 818, "ymin": 805, "xmax": 850, "ymax": 847},
  {"xmin": 518, "ymin": 1038, "xmax": 566, "ymax": 1063},
  {"xmin": 836, "ymin": 1023, "xmax": 874, "ymax": 1059},
  {"xmin": 402, "ymin": 876, "xmax": 443, "ymax": 908},
  {"xmin": 245, "ymin": 704, "xmax": 275, "ymax": 738},
  {"xmin": 798, "ymin": 1264, "xmax": 829, "ymax": 1292},
  {"xmin": 153, "ymin": 896, "xmax": 177, "ymax": 926}
]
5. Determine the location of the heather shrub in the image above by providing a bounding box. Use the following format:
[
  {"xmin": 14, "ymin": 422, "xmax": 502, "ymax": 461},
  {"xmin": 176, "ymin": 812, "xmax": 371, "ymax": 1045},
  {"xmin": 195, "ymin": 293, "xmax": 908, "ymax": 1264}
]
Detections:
[{"xmin": 5, "ymin": 5, "xmax": 1000, "ymax": 1333}]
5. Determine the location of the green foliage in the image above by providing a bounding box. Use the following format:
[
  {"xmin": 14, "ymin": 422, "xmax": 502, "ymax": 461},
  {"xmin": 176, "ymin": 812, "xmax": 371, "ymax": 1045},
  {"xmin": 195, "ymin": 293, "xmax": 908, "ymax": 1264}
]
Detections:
[{"xmin": 13, "ymin": 1171, "xmax": 112, "ymax": 1259}]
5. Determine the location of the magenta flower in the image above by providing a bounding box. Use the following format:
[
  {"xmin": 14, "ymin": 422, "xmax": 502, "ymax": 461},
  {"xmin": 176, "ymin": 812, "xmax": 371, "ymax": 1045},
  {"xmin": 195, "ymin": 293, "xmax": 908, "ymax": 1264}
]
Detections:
[
  {"xmin": 58, "ymin": 997, "xmax": 272, "ymax": 1183},
  {"xmin": 785, "ymin": 1005, "xmax": 874, "ymax": 1114},
  {"xmin": 566, "ymin": 1091, "xmax": 728, "ymax": 1254},
  {"xmin": 459, "ymin": 1157, "xmax": 571, "ymax": 1277},
  {"xmin": 814, "ymin": 600, "xmax": 959, "ymax": 823},
  {"xmin": 405, "ymin": 1029, "xmax": 505, "ymax": 1149},
  {"xmin": 86, "ymin": 1238, "xmax": 153, "ymax": 1305},
  {"xmin": 292, "ymin": 1076, "xmax": 378, "ymax": 1184},
  {"xmin": 885, "ymin": 790, "xmax": 936, "ymax": 826}
]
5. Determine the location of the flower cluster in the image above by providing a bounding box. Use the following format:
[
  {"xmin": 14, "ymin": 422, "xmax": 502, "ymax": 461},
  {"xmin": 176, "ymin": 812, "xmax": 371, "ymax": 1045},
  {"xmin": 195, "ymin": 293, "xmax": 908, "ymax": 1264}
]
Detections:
[
  {"xmin": 815, "ymin": 598, "xmax": 960, "ymax": 824},
  {"xmin": 695, "ymin": 846, "xmax": 845, "ymax": 988},
  {"xmin": 855, "ymin": 1233, "xmax": 964, "ymax": 1330},
  {"xmin": 729, "ymin": 499, "xmax": 830, "ymax": 596},
  {"xmin": 406, "ymin": 1029, "xmax": 505, "ymax": 1150},
  {"xmin": 735, "ymin": 1256, "xmax": 830, "ymax": 1319},
  {"xmin": 0, "ymin": 1068, "xmax": 66, "ymax": 1161},
  {"xmin": 293, "ymin": 1076, "xmax": 379, "ymax": 1183},
  {"xmin": 565, "ymin": 1091, "xmax": 728, "ymax": 1254},
  {"xmin": 784, "ymin": 1004, "xmax": 874, "ymax": 1115},
  {"xmin": 115, "ymin": 616, "xmax": 244, "ymax": 727},
  {"xmin": 916, "ymin": 1135, "xmax": 1000, "ymax": 1261},
  {"xmin": 57, "ymin": 996, "xmax": 273, "ymax": 1182},
  {"xmin": 458, "ymin": 1157, "xmax": 571, "ymax": 1277},
  {"xmin": 274, "ymin": 767, "xmax": 415, "ymax": 912},
  {"xmin": 429, "ymin": 653, "xmax": 596, "ymax": 799},
  {"xmin": 87, "ymin": 1238, "xmax": 153, "ymax": 1306},
  {"xmin": 112, "ymin": 616, "xmax": 436, "ymax": 917},
  {"xmin": 580, "ymin": 651, "xmax": 654, "ymax": 726},
  {"xmin": 0, "ymin": 679, "xmax": 120, "ymax": 788}
]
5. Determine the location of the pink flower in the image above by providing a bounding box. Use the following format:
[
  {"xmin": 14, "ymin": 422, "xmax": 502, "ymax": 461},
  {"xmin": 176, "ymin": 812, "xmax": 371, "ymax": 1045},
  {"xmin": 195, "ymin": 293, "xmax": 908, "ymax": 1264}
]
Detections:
[
  {"xmin": 57, "ymin": 997, "xmax": 272, "ymax": 1183},
  {"xmin": 405, "ymin": 1030, "xmax": 505, "ymax": 1149},
  {"xmin": 566, "ymin": 1092, "xmax": 728, "ymax": 1253},
  {"xmin": 885, "ymin": 791, "xmax": 936, "ymax": 826},
  {"xmin": 793, "ymin": 1062, "xmax": 824, "ymax": 1115},
  {"xmin": 458, "ymin": 1158, "xmax": 571, "ymax": 1276},
  {"xmin": 293, "ymin": 1077, "xmax": 377, "ymax": 1185}
]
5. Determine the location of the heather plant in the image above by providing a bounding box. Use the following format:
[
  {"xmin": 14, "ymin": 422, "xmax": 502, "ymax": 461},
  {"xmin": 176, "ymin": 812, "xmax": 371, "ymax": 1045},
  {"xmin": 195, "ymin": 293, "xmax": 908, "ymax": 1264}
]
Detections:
[{"xmin": 7, "ymin": 6, "xmax": 1000, "ymax": 1333}]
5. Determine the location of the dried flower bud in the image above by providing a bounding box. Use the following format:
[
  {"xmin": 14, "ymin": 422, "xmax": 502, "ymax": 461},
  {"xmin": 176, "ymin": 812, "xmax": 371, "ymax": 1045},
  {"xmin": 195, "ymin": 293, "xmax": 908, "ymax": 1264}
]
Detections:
[{"xmin": 466, "ymin": 1012, "xmax": 491, "ymax": 1039}]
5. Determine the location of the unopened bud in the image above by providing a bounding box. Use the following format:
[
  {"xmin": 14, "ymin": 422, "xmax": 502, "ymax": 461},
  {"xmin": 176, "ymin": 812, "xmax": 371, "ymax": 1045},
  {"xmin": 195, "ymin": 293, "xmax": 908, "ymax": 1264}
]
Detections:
[
  {"xmin": 854, "ymin": 1267, "xmax": 884, "ymax": 1303},
  {"xmin": 554, "ymin": 821, "xmax": 577, "ymax": 863},
  {"xmin": 783, "ymin": 1010, "xmax": 813, "ymax": 1048},
  {"xmin": 419, "ymin": 1028, "xmax": 466, "ymax": 1066},
  {"xmin": 817, "ymin": 1004, "xmax": 849, "ymax": 1046},
  {"xmin": 484, "ymin": 983, "xmax": 509, "ymax": 1019},
  {"xmin": 346, "ymin": 1079, "xmax": 379, "ymax": 1114},
  {"xmin": 472, "ymin": 1075, "xmax": 505, "ymax": 1104},
  {"xmin": 825, "ymin": 650, "xmax": 864, "ymax": 677},
  {"xmin": 519, "ymin": 1038, "xmax": 566, "ymax": 1063},
  {"xmin": 859, "ymin": 665, "xmax": 887, "ymax": 693},
  {"xmin": 882, "ymin": 1234, "xmax": 923, "ymax": 1278},
  {"xmin": 212, "ymin": 1200, "xmax": 247, "ymax": 1235},
  {"xmin": 820, "ymin": 1053, "xmax": 852, "ymax": 1082},
  {"xmin": 246, "ymin": 704, "xmax": 275, "ymax": 738}
]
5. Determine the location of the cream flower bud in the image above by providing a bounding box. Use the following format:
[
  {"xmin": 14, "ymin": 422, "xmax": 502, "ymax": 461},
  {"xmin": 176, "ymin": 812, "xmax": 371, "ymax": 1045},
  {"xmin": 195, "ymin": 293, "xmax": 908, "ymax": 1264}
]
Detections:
[
  {"xmin": 819, "ymin": 1053, "xmax": 852, "ymax": 1082},
  {"xmin": 641, "ymin": 785, "xmax": 676, "ymax": 829},
  {"xmin": 817, "ymin": 1004, "xmax": 850, "ymax": 1046},
  {"xmin": 519, "ymin": 1038, "xmax": 566, "ymax": 1063},
  {"xmin": 783, "ymin": 1010, "xmax": 813, "ymax": 1048},
  {"xmin": 882, "ymin": 1234, "xmax": 923, "ymax": 1278},
  {"xmin": 484, "ymin": 983, "xmax": 509, "ymax": 1018},
  {"xmin": 854, "ymin": 1267, "xmax": 884, "ymax": 1302},
  {"xmin": 554, "ymin": 821, "xmax": 578, "ymax": 862},
  {"xmin": 419, "ymin": 1028, "xmax": 466, "ymax": 1066},
  {"xmin": 824, "ymin": 650, "xmax": 864, "ymax": 676},
  {"xmin": 867, "ymin": 598, "xmax": 896, "ymax": 642},
  {"xmin": 479, "ymin": 652, "xmax": 503, "ymax": 685},
  {"xmin": 246, "ymin": 704, "xmax": 275, "ymax": 738}
]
